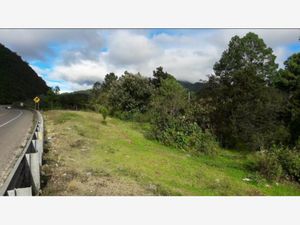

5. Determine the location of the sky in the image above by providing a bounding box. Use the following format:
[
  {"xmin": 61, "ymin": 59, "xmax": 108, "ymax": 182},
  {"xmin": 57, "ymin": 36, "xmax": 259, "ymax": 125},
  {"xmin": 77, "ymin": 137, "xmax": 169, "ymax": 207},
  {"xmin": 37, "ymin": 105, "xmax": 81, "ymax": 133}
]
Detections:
[{"xmin": 0, "ymin": 29, "xmax": 299, "ymax": 92}]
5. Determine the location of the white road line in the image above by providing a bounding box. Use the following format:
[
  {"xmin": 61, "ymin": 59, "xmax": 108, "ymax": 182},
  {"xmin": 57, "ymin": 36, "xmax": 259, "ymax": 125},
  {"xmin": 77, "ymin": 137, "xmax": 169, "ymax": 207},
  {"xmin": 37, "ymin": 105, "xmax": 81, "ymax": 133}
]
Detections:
[{"xmin": 0, "ymin": 111, "xmax": 23, "ymax": 128}]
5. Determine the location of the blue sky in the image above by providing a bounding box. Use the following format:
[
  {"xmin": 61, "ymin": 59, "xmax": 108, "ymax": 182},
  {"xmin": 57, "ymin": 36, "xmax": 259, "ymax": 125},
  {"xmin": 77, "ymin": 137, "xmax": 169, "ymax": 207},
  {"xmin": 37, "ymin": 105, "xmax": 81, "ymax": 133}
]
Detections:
[{"xmin": 0, "ymin": 29, "xmax": 299, "ymax": 92}]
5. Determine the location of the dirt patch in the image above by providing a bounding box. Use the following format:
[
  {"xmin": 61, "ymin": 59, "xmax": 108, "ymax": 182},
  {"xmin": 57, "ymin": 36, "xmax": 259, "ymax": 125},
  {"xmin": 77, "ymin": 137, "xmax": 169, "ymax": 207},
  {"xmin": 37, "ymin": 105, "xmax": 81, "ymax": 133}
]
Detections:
[{"xmin": 42, "ymin": 160, "xmax": 151, "ymax": 196}]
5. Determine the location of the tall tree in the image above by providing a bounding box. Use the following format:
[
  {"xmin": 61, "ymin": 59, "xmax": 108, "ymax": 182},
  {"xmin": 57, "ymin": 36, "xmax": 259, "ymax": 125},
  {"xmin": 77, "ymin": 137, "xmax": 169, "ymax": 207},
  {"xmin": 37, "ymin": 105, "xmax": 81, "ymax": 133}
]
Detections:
[
  {"xmin": 274, "ymin": 53, "xmax": 300, "ymax": 145},
  {"xmin": 108, "ymin": 72, "xmax": 153, "ymax": 114},
  {"xmin": 102, "ymin": 72, "xmax": 118, "ymax": 91},
  {"xmin": 152, "ymin": 66, "xmax": 173, "ymax": 88},
  {"xmin": 214, "ymin": 32, "xmax": 278, "ymax": 84},
  {"xmin": 89, "ymin": 73, "xmax": 118, "ymax": 108},
  {"xmin": 201, "ymin": 32, "xmax": 287, "ymax": 150}
]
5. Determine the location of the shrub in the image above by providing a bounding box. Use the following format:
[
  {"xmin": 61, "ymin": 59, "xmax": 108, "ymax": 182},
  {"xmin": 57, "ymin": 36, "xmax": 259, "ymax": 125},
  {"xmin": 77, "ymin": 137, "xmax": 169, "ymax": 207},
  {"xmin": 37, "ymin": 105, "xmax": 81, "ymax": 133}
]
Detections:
[
  {"xmin": 277, "ymin": 148, "xmax": 300, "ymax": 182},
  {"xmin": 150, "ymin": 116, "xmax": 219, "ymax": 156},
  {"xmin": 253, "ymin": 146, "xmax": 300, "ymax": 182},
  {"xmin": 188, "ymin": 128, "xmax": 219, "ymax": 156},
  {"xmin": 112, "ymin": 110, "xmax": 138, "ymax": 121},
  {"xmin": 99, "ymin": 106, "xmax": 108, "ymax": 121},
  {"xmin": 253, "ymin": 150, "xmax": 283, "ymax": 181}
]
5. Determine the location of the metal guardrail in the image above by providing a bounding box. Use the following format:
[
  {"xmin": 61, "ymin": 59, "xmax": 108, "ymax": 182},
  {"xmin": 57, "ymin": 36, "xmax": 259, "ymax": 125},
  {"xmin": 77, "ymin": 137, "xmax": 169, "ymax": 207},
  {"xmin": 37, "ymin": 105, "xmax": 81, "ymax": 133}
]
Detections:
[{"xmin": 0, "ymin": 110, "xmax": 44, "ymax": 196}]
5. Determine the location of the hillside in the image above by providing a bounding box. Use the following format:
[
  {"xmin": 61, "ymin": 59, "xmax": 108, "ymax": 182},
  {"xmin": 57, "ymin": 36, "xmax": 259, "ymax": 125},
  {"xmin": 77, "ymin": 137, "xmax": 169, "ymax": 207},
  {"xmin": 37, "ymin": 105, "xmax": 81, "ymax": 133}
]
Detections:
[
  {"xmin": 58, "ymin": 89, "xmax": 92, "ymax": 110},
  {"xmin": 42, "ymin": 110, "xmax": 300, "ymax": 196},
  {"xmin": 178, "ymin": 80, "xmax": 205, "ymax": 92},
  {"xmin": 0, "ymin": 43, "xmax": 49, "ymax": 104}
]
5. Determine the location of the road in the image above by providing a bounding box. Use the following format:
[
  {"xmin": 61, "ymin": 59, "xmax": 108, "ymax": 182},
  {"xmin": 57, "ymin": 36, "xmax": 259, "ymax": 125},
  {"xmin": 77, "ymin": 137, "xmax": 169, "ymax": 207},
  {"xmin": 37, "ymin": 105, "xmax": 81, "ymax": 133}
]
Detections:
[{"xmin": 0, "ymin": 106, "xmax": 34, "ymax": 187}]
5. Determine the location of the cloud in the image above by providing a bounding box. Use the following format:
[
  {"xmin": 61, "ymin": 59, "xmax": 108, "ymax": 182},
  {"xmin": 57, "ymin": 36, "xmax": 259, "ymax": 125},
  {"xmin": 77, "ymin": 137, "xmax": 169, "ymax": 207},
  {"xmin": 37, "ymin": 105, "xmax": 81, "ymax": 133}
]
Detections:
[
  {"xmin": 154, "ymin": 48, "xmax": 218, "ymax": 82},
  {"xmin": 106, "ymin": 31, "xmax": 162, "ymax": 66},
  {"xmin": 49, "ymin": 59, "xmax": 109, "ymax": 85},
  {"xmin": 0, "ymin": 29, "xmax": 104, "ymax": 61},
  {"xmin": 2, "ymin": 29, "xmax": 299, "ymax": 92}
]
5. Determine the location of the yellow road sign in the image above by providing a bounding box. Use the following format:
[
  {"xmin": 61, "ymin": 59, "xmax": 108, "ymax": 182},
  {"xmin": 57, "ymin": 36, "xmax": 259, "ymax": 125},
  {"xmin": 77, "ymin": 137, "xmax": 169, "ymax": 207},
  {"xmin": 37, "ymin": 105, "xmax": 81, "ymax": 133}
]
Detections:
[{"xmin": 33, "ymin": 96, "xmax": 40, "ymax": 103}]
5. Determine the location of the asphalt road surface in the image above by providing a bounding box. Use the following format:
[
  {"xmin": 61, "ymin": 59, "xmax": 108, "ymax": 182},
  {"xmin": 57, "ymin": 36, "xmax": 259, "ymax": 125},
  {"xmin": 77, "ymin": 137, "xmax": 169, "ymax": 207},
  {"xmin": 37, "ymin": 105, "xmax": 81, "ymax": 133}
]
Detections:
[{"xmin": 0, "ymin": 106, "xmax": 34, "ymax": 187}]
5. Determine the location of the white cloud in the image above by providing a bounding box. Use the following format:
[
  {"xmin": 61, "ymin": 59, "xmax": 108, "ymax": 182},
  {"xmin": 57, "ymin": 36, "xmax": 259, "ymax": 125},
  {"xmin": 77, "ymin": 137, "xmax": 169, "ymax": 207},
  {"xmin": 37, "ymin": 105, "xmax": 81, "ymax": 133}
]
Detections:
[
  {"xmin": 2, "ymin": 29, "xmax": 299, "ymax": 92},
  {"xmin": 106, "ymin": 31, "xmax": 162, "ymax": 66},
  {"xmin": 49, "ymin": 59, "xmax": 109, "ymax": 85},
  {"xmin": 0, "ymin": 29, "xmax": 104, "ymax": 60}
]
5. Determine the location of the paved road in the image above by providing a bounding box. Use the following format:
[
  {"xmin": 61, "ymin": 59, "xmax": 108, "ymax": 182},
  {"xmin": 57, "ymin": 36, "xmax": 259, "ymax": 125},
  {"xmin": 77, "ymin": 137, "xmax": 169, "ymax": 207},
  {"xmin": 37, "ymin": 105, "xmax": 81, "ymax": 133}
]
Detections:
[{"xmin": 0, "ymin": 106, "xmax": 34, "ymax": 187}]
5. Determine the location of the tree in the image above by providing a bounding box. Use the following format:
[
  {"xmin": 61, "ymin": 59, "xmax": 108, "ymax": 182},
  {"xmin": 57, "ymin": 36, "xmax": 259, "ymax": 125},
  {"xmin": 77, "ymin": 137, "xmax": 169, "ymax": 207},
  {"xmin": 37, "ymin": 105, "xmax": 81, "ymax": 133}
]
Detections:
[
  {"xmin": 53, "ymin": 86, "xmax": 60, "ymax": 95},
  {"xmin": 149, "ymin": 76, "xmax": 189, "ymax": 146},
  {"xmin": 150, "ymin": 76, "xmax": 188, "ymax": 119},
  {"xmin": 151, "ymin": 66, "xmax": 173, "ymax": 88},
  {"xmin": 90, "ymin": 81, "xmax": 102, "ymax": 106},
  {"xmin": 150, "ymin": 77, "xmax": 218, "ymax": 154},
  {"xmin": 89, "ymin": 73, "xmax": 118, "ymax": 109},
  {"xmin": 201, "ymin": 32, "xmax": 287, "ymax": 150},
  {"xmin": 44, "ymin": 86, "xmax": 61, "ymax": 109},
  {"xmin": 92, "ymin": 82, "xmax": 101, "ymax": 95},
  {"xmin": 102, "ymin": 72, "xmax": 118, "ymax": 91},
  {"xmin": 274, "ymin": 53, "xmax": 300, "ymax": 145},
  {"xmin": 57, "ymin": 90, "xmax": 90, "ymax": 110},
  {"xmin": 107, "ymin": 72, "xmax": 154, "ymax": 116},
  {"xmin": 214, "ymin": 32, "xmax": 278, "ymax": 84}
]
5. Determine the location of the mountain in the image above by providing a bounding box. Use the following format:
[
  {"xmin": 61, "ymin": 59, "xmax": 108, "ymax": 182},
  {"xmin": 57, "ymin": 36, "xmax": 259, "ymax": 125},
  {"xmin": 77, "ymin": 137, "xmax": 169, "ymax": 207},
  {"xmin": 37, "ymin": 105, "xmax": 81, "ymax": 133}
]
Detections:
[
  {"xmin": 0, "ymin": 43, "xmax": 49, "ymax": 104},
  {"xmin": 178, "ymin": 80, "xmax": 205, "ymax": 92}
]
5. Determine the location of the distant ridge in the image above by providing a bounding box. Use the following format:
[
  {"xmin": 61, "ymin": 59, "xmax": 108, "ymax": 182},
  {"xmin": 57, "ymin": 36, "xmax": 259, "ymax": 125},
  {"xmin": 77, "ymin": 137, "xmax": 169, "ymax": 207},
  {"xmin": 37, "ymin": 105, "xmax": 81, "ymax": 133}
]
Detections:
[
  {"xmin": 0, "ymin": 43, "xmax": 49, "ymax": 104},
  {"xmin": 178, "ymin": 80, "xmax": 205, "ymax": 92}
]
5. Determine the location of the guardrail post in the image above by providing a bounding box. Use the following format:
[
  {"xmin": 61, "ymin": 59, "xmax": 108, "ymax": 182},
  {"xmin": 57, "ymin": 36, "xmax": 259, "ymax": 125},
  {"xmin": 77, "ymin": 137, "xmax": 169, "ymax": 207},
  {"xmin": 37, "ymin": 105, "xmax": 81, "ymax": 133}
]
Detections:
[
  {"xmin": 7, "ymin": 187, "xmax": 32, "ymax": 196},
  {"xmin": 25, "ymin": 152, "xmax": 40, "ymax": 194}
]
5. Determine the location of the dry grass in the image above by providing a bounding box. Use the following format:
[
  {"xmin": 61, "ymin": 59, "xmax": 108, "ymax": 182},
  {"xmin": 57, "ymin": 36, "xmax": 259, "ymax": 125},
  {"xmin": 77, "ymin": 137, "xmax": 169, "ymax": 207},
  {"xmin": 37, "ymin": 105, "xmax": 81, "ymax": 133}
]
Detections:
[{"xmin": 41, "ymin": 110, "xmax": 151, "ymax": 196}]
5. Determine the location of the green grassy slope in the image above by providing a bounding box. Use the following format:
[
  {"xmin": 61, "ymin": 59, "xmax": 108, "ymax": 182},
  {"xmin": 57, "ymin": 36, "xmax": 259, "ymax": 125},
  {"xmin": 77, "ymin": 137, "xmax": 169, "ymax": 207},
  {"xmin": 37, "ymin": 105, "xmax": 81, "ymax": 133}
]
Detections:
[{"xmin": 42, "ymin": 110, "xmax": 300, "ymax": 196}]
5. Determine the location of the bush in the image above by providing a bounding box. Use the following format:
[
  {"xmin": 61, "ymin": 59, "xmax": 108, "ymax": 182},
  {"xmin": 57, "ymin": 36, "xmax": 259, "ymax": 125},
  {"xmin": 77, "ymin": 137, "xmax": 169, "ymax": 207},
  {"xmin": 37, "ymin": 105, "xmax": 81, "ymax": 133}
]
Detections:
[
  {"xmin": 188, "ymin": 128, "xmax": 219, "ymax": 156},
  {"xmin": 150, "ymin": 116, "xmax": 219, "ymax": 156},
  {"xmin": 277, "ymin": 149, "xmax": 300, "ymax": 182},
  {"xmin": 99, "ymin": 106, "xmax": 108, "ymax": 121},
  {"xmin": 253, "ymin": 146, "xmax": 300, "ymax": 182},
  {"xmin": 253, "ymin": 150, "xmax": 283, "ymax": 181},
  {"xmin": 112, "ymin": 110, "xmax": 139, "ymax": 121}
]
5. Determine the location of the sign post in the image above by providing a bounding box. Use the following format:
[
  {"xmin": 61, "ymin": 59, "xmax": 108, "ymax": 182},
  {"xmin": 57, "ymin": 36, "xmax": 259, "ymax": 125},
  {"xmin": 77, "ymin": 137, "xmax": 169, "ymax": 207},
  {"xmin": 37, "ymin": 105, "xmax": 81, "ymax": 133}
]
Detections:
[{"xmin": 33, "ymin": 97, "xmax": 40, "ymax": 110}]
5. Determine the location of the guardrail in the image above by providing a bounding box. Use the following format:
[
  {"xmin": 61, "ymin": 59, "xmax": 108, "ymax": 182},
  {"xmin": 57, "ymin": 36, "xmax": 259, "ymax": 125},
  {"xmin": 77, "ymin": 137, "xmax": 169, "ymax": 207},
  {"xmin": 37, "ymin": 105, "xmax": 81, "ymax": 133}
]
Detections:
[{"xmin": 0, "ymin": 110, "xmax": 44, "ymax": 196}]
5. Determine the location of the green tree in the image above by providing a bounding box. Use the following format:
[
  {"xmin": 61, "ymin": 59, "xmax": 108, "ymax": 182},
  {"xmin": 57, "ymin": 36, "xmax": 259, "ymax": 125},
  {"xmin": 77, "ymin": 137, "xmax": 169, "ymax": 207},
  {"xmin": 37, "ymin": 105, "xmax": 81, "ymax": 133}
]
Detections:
[
  {"xmin": 92, "ymin": 81, "xmax": 101, "ymax": 96},
  {"xmin": 151, "ymin": 66, "xmax": 173, "ymax": 88},
  {"xmin": 274, "ymin": 53, "xmax": 300, "ymax": 145},
  {"xmin": 57, "ymin": 90, "xmax": 90, "ymax": 110},
  {"xmin": 214, "ymin": 32, "xmax": 278, "ymax": 84},
  {"xmin": 90, "ymin": 81, "xmax": 102, "ymax": 106},
  {"xmin": 102, "ymin": 72, "xmax": 118, "ymax": 91},
  {"xmin": 107, "ymin": 72, "xmax": 153, "ymax": 117},
  {"xmin": 201, "ymin": 32, "xmax": 287, "ymax": 150},
  {"xmin": 150, "ymin": 77, "xmax": 218, "ymax": 155},
  {"xmin": 53, "ymin": 86, "xmax": 60, "ymax": 95},
  {"xmin": 43, "ymin": 86, "xmax": 61, "ymax": 109},
  {"xmin": 150, "ymin": 77, "xmax": 188, "ymax": 119},
  {"xmin": 89, "ymin": 73, "xmax": 118, "ymax": 109}
]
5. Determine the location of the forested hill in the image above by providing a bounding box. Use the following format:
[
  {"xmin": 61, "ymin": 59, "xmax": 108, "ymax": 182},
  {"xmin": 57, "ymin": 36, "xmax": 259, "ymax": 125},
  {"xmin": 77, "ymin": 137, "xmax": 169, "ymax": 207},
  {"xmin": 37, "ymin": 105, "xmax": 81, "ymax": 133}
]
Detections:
[
  {"xmin": 178, "ymin": 80, "xmax": 205, "ymax": 92},
  {"xmin": 0, "ymin": 43, "xmax": 49, "ymax": 104}
]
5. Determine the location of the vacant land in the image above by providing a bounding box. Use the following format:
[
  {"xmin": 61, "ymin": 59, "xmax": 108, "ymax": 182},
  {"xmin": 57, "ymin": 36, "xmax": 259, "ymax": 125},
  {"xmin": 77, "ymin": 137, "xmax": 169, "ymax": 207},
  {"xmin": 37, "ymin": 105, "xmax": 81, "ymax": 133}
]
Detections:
[{"xmin": 41, "ymin": 110, "xmax": 300, "ymax": 196}]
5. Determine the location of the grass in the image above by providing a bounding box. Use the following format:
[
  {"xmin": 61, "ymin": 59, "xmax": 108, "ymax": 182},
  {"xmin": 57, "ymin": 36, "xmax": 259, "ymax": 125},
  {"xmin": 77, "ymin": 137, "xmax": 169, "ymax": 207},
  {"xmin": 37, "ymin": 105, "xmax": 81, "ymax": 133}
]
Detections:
[{"xmin": 41, "ymin": 110, "xmax": 300, "ymax": 196}]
